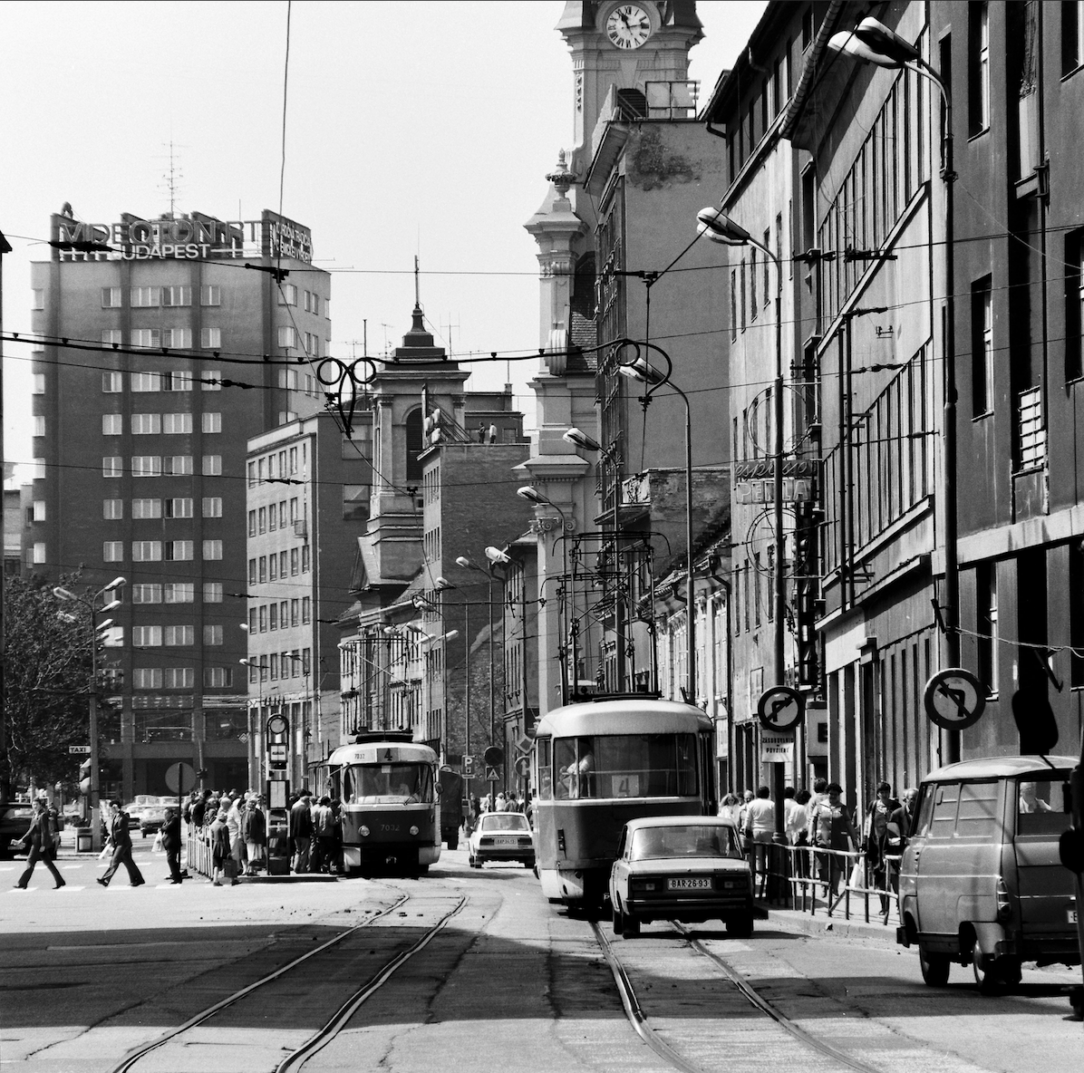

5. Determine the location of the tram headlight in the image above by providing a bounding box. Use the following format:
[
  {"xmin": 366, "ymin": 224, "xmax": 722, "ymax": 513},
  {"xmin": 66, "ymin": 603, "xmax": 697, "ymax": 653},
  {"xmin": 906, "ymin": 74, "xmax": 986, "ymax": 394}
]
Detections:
[
  {"xmin": 359, "ymin": 825, "xmax": 370, "ymax": 838},
  {"xmin": 409, "ymin": 825, "xmax": 420, "ymax": 836}
]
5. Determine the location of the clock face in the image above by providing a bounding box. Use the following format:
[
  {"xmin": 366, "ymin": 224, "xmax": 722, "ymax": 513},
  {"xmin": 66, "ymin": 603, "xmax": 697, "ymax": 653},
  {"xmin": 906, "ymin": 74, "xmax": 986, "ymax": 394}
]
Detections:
[{"xmin": 606, "ymin": 4, "xmax": 652, "ymax": 50}]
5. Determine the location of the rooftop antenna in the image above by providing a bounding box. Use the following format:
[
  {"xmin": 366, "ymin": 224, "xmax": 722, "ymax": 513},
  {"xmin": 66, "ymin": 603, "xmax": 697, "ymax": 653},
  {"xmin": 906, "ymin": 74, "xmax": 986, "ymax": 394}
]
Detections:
[
  {"xmin": 441, "ymin": 314, "xmax": 460, "ymax": 359},
  {"xmin": 414, "ymin": 254, "xmax": 421, "ymax": 309},
  {"xmin": 160, "ymin": 139, "xmax": 184, "ymax": 217}
]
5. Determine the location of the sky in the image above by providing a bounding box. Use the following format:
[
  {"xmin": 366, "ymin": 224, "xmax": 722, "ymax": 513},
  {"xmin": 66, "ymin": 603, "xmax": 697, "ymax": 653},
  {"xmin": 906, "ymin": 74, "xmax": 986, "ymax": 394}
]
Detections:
[{"xmin": 0, "ymin": 0, "xmax": 768, "ymax": 487}]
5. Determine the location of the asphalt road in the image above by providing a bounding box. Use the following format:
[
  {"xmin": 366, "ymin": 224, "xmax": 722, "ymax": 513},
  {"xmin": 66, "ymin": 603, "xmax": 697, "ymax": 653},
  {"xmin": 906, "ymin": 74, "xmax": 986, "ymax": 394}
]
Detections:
[{"xmin": 1, "ymin": 840, "xmax": 1081, "ymax": 1073}]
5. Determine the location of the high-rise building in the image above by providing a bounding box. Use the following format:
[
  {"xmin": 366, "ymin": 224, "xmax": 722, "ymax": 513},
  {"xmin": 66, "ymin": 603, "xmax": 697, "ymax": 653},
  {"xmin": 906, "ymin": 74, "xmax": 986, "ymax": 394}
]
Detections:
[{"xmin": 25, "ymin": 206, "xmax": 329, "ymax": 798}]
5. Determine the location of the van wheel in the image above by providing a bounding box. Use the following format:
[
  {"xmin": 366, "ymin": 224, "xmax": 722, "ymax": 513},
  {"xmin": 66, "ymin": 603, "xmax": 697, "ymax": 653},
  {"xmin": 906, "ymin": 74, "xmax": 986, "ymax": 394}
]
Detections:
[
  {"xmin": 918, "ymin": 944, "xmax": 950, "ymax": 986},
  {"xmin": 971, "ymin": 943, "xmax": 1003, "ymax": 994}
]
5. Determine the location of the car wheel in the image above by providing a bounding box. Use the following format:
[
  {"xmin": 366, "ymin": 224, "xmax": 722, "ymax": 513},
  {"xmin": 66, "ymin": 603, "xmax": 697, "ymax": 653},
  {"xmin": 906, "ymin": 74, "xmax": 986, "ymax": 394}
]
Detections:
[
  {"xmin": 612, "ymin": 901, "xmax": 625, "ymax": 935},
  {"xmin": 999, "ymin": 957, "xmax": 1022, "ymax": 988},
  {"xmin": 621, "ymin": 915, "xmax": 641, "ymax": 939},
  {"xmin": 971, "ymin": 942, "xmax": 1003, "ymax": 994},
  {"xmin": 918, "ymin": 944, "xmax": 951, "ymax": 986},
  {"xmin": 726, "ymin": 912, "xmax": 754, "ymax": 939}
]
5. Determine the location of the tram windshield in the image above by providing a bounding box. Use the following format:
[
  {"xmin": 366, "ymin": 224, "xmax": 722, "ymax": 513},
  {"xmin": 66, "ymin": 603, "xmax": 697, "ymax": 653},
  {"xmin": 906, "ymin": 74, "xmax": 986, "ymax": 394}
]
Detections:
[
  {"xmin": 552, "ymin": 733, "xmax": 698, "ymax": 800},
  {"xmin": 336, "ymin": 762, "xmax": 434, "ymax": 805}
]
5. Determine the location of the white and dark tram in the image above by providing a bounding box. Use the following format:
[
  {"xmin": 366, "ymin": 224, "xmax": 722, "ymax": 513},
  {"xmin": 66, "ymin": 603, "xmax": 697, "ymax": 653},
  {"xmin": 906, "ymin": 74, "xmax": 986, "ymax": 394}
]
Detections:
[
  {"xmin": 326, "ymin": 732, "xmax": 441, "ymax": 877},
  {"xmin": 531, "ymin": 696, "xmax": 716, "ymax": 907}
]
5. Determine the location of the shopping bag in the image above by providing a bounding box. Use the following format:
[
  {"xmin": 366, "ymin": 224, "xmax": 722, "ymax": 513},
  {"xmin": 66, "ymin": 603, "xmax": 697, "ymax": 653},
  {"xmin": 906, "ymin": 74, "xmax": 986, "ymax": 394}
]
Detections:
[
  {"xmin": 848, "ymin": 858, "xmax": 864, "ymax": 889},
  {"xmin": 152, "ymin": 831, "xmax": 164, "ymax": 853}
]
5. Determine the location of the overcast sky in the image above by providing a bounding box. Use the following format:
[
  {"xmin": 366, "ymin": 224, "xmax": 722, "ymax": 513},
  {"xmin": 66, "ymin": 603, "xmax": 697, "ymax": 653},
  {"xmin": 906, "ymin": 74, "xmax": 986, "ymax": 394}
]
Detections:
[{"xmin": 1, "ymin": 0, "xmax": 767, "ymax": 486}]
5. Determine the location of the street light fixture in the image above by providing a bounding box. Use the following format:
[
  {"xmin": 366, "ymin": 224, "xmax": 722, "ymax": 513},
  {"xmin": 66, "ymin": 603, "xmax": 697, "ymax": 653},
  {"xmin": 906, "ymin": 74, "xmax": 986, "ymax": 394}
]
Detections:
[
  {"xmin": 827, "ymin": 17, "xmax": 960, "ymax": 769},
  {"xmin": 562, "ymin": 427, "xmax": 601, "ymax": 453},
  {"xmin": 610, "ymin": 339, "xmax": 696, "ymax": 703},
  {"xmin": 52, "ymin": 576, "xmax": 126, "ymax": 851}
]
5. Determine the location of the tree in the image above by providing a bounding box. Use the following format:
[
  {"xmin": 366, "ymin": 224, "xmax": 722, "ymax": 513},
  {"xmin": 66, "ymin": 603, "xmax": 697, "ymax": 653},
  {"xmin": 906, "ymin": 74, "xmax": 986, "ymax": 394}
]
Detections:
[{"xmin": 2, "ymin": 574, "xmax": 94, "ymax": 795}]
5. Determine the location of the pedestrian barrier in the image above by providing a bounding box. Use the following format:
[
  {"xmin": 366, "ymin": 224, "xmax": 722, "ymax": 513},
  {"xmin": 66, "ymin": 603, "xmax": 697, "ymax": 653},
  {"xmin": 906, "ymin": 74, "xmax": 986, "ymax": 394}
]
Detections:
[{"xmin": 782, "ymin": 844, "xmax": 901, "ymax": 925}]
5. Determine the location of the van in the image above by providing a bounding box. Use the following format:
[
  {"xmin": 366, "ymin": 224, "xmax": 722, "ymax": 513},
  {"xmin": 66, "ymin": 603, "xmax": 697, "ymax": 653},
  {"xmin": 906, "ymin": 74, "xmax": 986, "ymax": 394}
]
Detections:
[{"xmin": 897, "ymin": 755, "xmax": 1080, "ymax": 992}]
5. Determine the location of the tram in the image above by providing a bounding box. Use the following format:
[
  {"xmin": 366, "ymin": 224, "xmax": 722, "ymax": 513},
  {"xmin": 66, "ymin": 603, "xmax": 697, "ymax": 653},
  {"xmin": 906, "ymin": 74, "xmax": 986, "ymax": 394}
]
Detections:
[
  {"xmin": 531, "ymin": 696, "xmax": 716, "ymax": 908},
  {"xmin": 326, "ymin": 732, "xmax": 441, "ymax": 877}
]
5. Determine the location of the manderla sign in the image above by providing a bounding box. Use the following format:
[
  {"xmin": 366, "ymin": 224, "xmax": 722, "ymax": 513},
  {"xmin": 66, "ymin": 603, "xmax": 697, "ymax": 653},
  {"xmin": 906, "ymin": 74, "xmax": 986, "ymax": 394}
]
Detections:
[{"xmin": 51, "ymin": 209, "xmax": 313, "ymax": 264}]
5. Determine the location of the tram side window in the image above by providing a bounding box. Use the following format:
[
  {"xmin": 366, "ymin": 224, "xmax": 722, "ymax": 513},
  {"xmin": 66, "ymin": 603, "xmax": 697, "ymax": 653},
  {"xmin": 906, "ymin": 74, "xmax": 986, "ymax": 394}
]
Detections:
[
  {"xmin": 537, "ymin": 739, "xmax": 553, "ymax": 799},
  {"xmin": 555, "ymin": 737, "xmax": 595, "ymax": 799},
  {"xmin": 553, "ymin": 734, "xmax": 699, "ymax": 799}
]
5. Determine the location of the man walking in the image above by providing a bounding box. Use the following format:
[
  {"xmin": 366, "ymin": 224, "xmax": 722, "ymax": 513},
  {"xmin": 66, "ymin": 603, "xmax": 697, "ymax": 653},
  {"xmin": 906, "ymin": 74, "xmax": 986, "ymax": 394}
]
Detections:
[
  {"xmin": 161, "ymin": 806, "xmax": 183, "ymax": 884},
  {"xmin": 14, "ymin": 799, "xmax": 65, "ymax": 889},
  {"xmin": 97, "ymin": 800, "xmax": 145, "ymax": 887}
]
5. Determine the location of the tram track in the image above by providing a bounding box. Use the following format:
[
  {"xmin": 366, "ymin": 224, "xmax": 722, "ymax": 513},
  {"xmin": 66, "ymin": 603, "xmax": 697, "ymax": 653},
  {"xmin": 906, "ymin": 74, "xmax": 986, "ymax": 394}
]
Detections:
[
  {"xmin": 590, "ymin": 918, "xmax": 890, "ymax": 1073},
  {"xmin": 109, "ymin": 890, "xmax": 466, "ymax": 1073}
]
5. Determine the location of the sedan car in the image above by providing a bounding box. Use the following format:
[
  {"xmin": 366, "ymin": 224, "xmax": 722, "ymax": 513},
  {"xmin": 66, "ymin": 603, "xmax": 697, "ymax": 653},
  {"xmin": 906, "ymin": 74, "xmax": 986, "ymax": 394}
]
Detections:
[
  {"xmin": 0, "ymin": 801, "xmax": 36, "ymax": 858},
  {"xmin": 138, "ymin": 800, "xmax": 171, "ymax": 838},
  {"xmin": 609, "ymin": 816, "xmax": 754, "ymax": 939},
  {"xmin": 468, "ymin": 811, "xmax": 535, "ymax": 869}
]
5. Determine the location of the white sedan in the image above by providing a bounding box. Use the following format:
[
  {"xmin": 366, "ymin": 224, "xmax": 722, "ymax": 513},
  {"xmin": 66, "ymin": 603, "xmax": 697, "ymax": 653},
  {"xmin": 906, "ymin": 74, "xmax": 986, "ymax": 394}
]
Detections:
[
  {"xmin": 609, "ymin": 816, "xmax": 754, "ymax": 938},
  {"xmin": 467, "ymin": 812, "xmax": 535, "ymax": 869}
]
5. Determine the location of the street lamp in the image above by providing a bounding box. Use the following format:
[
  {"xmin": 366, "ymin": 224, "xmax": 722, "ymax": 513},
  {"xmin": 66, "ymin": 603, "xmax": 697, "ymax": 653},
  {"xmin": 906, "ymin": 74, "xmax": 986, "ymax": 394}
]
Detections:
[
  {"xmin": 697, "ymin": 204, "xmax": 789, "ymax": 895},
  {"xmin": 53, "ymin": 576, "xmax": 126, "ymax": 851},
  {"xmin": 826, "ymin": 16, "xmax": 960, "ymax": 765},
  {"xmin": 610, "ymin": 340, "xmax": 696, "ymax": 702}
]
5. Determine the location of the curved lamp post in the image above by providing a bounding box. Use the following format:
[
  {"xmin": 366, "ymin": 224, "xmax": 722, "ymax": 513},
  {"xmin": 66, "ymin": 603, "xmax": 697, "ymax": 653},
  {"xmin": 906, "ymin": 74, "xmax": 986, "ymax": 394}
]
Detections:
[
  {"xmin": 456, "ymin": 554, "xmax": 501, "ymax": 769},
  {"xmin": 827, "ymin": 16, "xmax": 959, "ymax": 766},
  {"xmin": 53, "ymin": 577, "xmax": 126, "ymax": 851},
  {"xmin": 609, "ymin": 339, "xmax": 696, "ymax": 703}
]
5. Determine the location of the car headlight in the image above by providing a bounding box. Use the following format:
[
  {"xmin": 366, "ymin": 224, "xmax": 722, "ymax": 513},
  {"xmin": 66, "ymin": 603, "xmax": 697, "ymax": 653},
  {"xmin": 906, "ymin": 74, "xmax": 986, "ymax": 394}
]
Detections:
[
  {"xmin": 359, "ymin": 825, "xmax": 370, "ymax": 837},
  {"xmin": 409, "ymin": 825, "xmax": 419, "ymax": 836}
]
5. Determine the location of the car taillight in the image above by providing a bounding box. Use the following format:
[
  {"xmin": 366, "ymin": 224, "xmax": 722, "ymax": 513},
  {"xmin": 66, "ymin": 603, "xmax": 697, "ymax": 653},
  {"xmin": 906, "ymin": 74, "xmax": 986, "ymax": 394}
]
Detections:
[
  {"xmin": 630, "ymin": 878, "xmax": 660, "ymax": 893},
  {"xmin": 996, "ymin": 876, "xmax": 1011, "ymax": 921}
]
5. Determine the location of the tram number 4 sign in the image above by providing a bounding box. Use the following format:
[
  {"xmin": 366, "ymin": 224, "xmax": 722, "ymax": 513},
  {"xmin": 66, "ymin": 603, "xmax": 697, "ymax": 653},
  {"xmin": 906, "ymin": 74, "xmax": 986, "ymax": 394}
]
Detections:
[
  {"xmin": 923, "ymin": 668, "xmax": 986, "ymax": 731},
  {"xmin": 756, "ymin": 685, "xmax": 804, "ymax": 732}
]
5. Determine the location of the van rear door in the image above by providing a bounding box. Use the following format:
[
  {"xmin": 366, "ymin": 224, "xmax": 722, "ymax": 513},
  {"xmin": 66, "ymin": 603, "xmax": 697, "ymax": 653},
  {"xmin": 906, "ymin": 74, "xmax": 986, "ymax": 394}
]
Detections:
[{"xmin": 1013, "ymin": 775, "xmax": 1077, "ymax": 942}]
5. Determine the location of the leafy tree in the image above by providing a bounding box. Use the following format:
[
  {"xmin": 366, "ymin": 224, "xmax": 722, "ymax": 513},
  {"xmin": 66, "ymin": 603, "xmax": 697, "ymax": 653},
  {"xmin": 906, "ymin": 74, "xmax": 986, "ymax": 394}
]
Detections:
[{"xmin": 2, "ymin": 574, "xmax": 94, "ymax": 795}]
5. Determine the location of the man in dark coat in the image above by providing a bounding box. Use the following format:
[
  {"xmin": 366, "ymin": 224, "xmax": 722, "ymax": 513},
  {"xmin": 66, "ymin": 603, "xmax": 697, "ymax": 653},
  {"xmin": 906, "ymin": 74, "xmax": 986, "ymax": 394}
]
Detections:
[
  {"xmin": 290, "ymin": 792, "xmax": 313, "ymax": 873},
  {"xmin": 97, "ymin": 800, "xmax": 144, "ymax": 887},
  {"xmin": 14, "ymin": 799, "xmax": 65, "ymax": 889},
  {"xmin": 161, "ymin": 806, "xmax": 183, "ymax": 883}
]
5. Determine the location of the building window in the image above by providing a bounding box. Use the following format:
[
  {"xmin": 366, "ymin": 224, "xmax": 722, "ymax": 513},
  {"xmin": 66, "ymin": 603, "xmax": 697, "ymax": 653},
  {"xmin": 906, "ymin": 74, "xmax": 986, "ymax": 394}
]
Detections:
[
  {"xmin": 290, "ymin": 599, "xmax": 299, "ymax": 626},
  {"xmin": 301, "ymin": 545, "xmax": 310, "ymax": 572},
  {"xmin": 163, "ymin": 413, "xmax": 192, "ymax": 434},
  {"xmin": 204, "ymin": 582, "xmax": 223, "ymax": 603},
  {"xmin": 259, "ymin": 556, "xmax": 267, "ymax": 583},
  {"xmin": 162, "ymin": 286, "xmax": 192, "ymax": 307},
  {"xmin": 134, "ymin": 626, "xmax": 162, "ymax": 646},
  {"xmin": 130, "ymin": 286, "xmax": 161, "ymax": 307},
  {"xmin": 133, "ymin": 668, "xmax": 163, "ymax": 689},
  {"xmin": 103, "ymin": 498, "xmax": 124, "ymax": 519},
  {"xmin": 102, "ymin": 457, "xmax": 123, "ymax": 478},
  {"xmin": 102, "ymin": 372, "xmax": 123, "ymax": 393},
  {"xmin": 132, "ymin": 413, "xmax": 161, "ymax": 435},
  {"xmin": 131, "ymin": 372, "xmax": 160, "ymax": 392},
  {"xmin": 277, "ymin": 411, "xmax": 298, "ymax": 425},
  {"xmin": 202, "ymin": 412, "xmax": 222, "ymax": 433},
  {"xmin": 1067, "ymin": 230, "xmax": 1084, "ymax": 382},
  {"xmin": 269, "ymin": 554, "xmax": 277, "ymax": 581},
  {"xmin": 132, "ymin": 455, "xmax": 162, "ymax": 478},
  {"xmin": 100, "ymin": 287, "xmax": 122, "ymax": 308},
  {"xmin": 202, "ymin": 455, "xmax": 222, "ymax": 476},
  {"xmin": 132, "ymin": 498, "xmax": 162, "ymax": 519},
  {"xmin": 162, "ymin": 328, "xmax": 192, "ymax": 350},
  {"xmin": 131, "ymin": 329, "xmax": 161, "ymax": 349},
  {"xmin": 1064, "ymin": 1, "xmax": 1084, "ymax": 74},
  {"xmin": 269, "ymin": 603, "xmax": 279, "ymax": 630},
  {"xmin": 132, "ymin": 584, "xmax": 162, "ymax": 603},
  {"xmin": 103, "ymin": 541, "xmax": 124, "ymax": 562},
  {"xmin": 29, "ymin": 415, "xmax": 45, "ymax": 437},
  {"xmin": 248, "ymin": 559, "xmax": 257, "ymax": 585},
  {"xmin": 102, "ymin": 329, "xmax": 123, "ymax": 347},
  {"xmin": 163, "ymin": 370, "xmax": 193, "ymax": 392},
  {"xmin": 201, "ymin": 285, "xmax": 221, "ymax": 306},
  {"xmin": 969, "ymin": 2, "xmax": 990, "ymax": 135},
  {"xmin": 203, "ymin": 497, "xmax": 222, "ymax": 518},
  {"xmin": 977, "ymin": 562, "xmax": 999, "ymax": 696},
  {"xmin": 278, "ymin": 284, "xmax": 298, "ymax": 306},
  {"xmin": 258, "ymin": 605, "xmax": 267, "ymax": 632},
  {"xmin": 164, "ymin": 497, "xmax": 193, "ymax": 518},
  {"xmin": 277, "ymin": 326, "xmax": 299, "ymax": 349},
  {"xmin": 165, "ymin": 583, "xmax": 194, "ymax": 603},
  {"xmin": 204, "ymin": 667, "xmax": 232, "ymax": 688},
  {"xmin": 203, "ymin": 539, "xmax": 223, "ymax": 560},
  {"xmin": 201, "ymin": 328, "xmax": 222, "ymax": 349},
  {"xmin": 101, "ymin": 414, "xmax": 122, "ymax": 435},
  {"xmin": 277, "ymin": 369, "xmax": 299, "ymax": 390},
  {"xmin": 32, "ymin": 542, "xmax": 46, "ymax": 564},
  {"xmin": 301, "ymin": 597, "xmax": 311, "ymax": 624},
  {"xmin": 290, "ymin": 548, "xmax": 299, "ymax": 575},
  {"xmin": 163, "ymin": 456, "xmax": 193, "ymax": 476},
  {"xmin": 166, "ymin": 541, "xmax": 194, "ymax": 561},
  {"xmin": 971, "ymin": 278, "xmax": 993, "ymax": 416},
  {"xmin": 202, "ymin": 372, "xmax": 222, "ymax": 391},
  {"xmin": 33, "ymin": 373, "xmax": 45, "ymax": 394},
  {"xmin": 164, "ymin": 625, "xmax": 194, "ymax": 646},
  {"xmin": 132, "ymin": 541, "xmax": 163, "ymax": 561},
  {"xmin": 164, "ymin": 667, "xmax": 194, "ymax": 689}
]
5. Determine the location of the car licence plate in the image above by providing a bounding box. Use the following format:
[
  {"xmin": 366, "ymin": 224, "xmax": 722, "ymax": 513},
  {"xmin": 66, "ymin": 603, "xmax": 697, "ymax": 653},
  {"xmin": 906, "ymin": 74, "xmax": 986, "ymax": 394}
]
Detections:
[
  {"xmin": 494, "ymin": 836, "xmax": 519, "ymax": 845},
  {"xmin": 667, "ymin": 877, "xmax": 711, "ymax": 891}
]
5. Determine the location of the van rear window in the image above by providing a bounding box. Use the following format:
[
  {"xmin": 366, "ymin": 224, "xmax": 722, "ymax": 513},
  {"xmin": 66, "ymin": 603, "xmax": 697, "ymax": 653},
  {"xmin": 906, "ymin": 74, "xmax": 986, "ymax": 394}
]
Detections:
[{"xmin": 1016, "ymin": 777, "xmax": 1071, "ymax": 837}]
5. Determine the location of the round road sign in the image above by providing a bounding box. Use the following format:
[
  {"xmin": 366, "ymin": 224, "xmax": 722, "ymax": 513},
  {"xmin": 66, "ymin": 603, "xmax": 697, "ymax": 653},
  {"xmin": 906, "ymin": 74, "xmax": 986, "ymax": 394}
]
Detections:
[
  {"xmin": 757, "ymin": 686, "xmax": 804, "ymax": 732},
  {"xmin": 923, "ymin": 668, "xmax": 986, "ymax": 730},
  {"xmin": 165, "ymin": 761, "xmax": 197, "ymax": 795}
]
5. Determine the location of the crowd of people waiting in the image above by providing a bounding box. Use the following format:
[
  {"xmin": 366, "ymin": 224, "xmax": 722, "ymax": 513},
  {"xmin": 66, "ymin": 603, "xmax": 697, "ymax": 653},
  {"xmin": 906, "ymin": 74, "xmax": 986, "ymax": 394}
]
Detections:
[{"xmin": 719, "ymin": 778, "xmax": 918, "ymax": 905}]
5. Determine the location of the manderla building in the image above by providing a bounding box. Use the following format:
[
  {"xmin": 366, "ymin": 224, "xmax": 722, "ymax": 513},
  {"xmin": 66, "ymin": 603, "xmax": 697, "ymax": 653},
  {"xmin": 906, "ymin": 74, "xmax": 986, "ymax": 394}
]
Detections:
[{"xmin": 26, "ymin": 207, "xmax": 329, "ymax": 800}]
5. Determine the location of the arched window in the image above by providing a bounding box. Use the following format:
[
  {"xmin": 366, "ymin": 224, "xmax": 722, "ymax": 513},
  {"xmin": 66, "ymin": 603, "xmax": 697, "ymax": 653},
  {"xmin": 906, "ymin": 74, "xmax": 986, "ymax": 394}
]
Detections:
[{"xmin": 405, "ymin": 407, "xmax": 424, "ymax": 482}]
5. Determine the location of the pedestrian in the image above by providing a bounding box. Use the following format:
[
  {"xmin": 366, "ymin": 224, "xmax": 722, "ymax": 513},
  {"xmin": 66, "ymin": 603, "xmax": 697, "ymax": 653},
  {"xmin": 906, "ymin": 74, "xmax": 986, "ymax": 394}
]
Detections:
[
  {"xmin": 885, "ymin": 787, "xmax": 918, "ymax": 895},
  {"xmin": 312, "ymin": 795, "xmax": 335, "ymax": 873},
  {"xmin": 209, "ymin": 807, "xmax": 234, "ymax": 886},
  {"xmin": 190, "ymin": 789, "xmax": 211, "ymax": 836},
  {"xmin": 329, "ymin": 796, "xmax": 344, "ymax": 874},
  {"xmin": 291, "ymin": 792, "xmax": 313, "ymax": 873},
  {"xmin": 161, "ymin": 806, "xmax": 183, "ymax": 883},
  {"xmin": 477, "ymin": 422, "xmax": 486, "ymax": 443},
  {"xmin": 226, "ymin": 792, "xmax": 245, "ymax": 875},
  {"xmin": 97, "ymin": 800, "xmax": 145, "ymax": 887},
  {"xmin": 736, "ymin": 789, "xmax": 755, "ymax": 851},
  {"xmin": 745, "ymin": 786, "xmax": 775, "ymax": 897},
  {"xmin": 14, "ymin": 799, "xmax": 65, "ymax": 890},
  {"xmin": 791, "ymin": 788, "xmax": 813, "ymax": 878},
  {"xmin": 864, "ymin": 781, "xmax": 900, "ymax": 902},
  {"xmin": 809, "ymin": 782, "xmax": 860, "ymax": 900},
  {"xmin": 241, "ymin": 796, "xmax": 267, "ymax": 876}
]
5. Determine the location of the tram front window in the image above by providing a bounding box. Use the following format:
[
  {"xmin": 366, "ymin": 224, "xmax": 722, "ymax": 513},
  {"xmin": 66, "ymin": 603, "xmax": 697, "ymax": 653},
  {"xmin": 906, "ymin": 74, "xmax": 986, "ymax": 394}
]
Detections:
[
  {"xmin": 554, "ymin": 734, "xmax": 698, "ymax": 800},
  {"xmin": 344, "ymin": 763, "xmax": 433, "ymax": 804}
]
